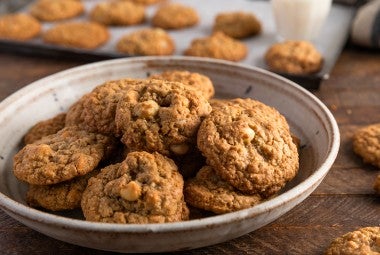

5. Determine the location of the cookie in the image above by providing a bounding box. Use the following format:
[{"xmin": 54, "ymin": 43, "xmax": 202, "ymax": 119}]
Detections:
[
  {"xmin": 149, "ymin": 70, "xmax": 215, "ymax": 99},
  {"xmin": 90, "ymin": 1, "xmax": 145, "ymax": 26},
  {"xmin": 115, "ymin": 79, "xmax": 212, "ymax": 156},
  {"xmin": 24, "ymin": 113, "xmax": 66, "ymax": 145},
  {"xmin": 26, "ymin": 169, "xmax": 99, "ymax": 211},
  {"xmin": 0, "ymin": 13, "xmax": 41, "ymax": 41},
  {"xmin": 81, "ymin": 151, "xmax": 188, "ymax": 224},
  {"xmin": 30, "ymin": 0, "xmax": 84, "ymax": 21},
  {"xmin": 116, "ymin": 28, "xmax": 175, "ymax": 56},
  {"xmin": 197, "ymin": 98, "xmax": 299, "ymax": 197},
  {"xmin": 374, "ymin": 174, "xmax": 380, "ymax": 194},
  {"xmin": 43, "ymin": 22, "xmax": 109, "ymax": 49},
  {"xmin": 128, "ymin": 0, "xmax": 163, "ymax": 5},
  {"xmin": 325, "ymin": 227, "xmax": 380, "ymax": 255},
  {"xmin": 152, "ymin": 3, "xmax": 199, "ymax": 29},
  {"xmin": 264, "ymin": 40, "xmax": 323, "ymax": 75},
  {"xmin": 185, "ymin": 166, "xmax": 263, "ymax": 214},
  {"xmin": 13, "ymin": 126, "xmax": 116, "ymax": 185},
  {"xmin": 213, "ymin": 11, "xmax": 261, "ymax": 39},
  {"xmin": 184, "ymin": 32, "xmax": 248, "ymax": 62},
  {"xmin": 353, "ymin": 123, "xmax": 380, "ymax": 168}
]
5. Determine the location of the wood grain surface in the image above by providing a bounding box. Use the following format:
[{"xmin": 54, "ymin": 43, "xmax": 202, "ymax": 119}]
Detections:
[{"xmin": 0, "ymin": 45, "xmax": 379, "ymax": 255}]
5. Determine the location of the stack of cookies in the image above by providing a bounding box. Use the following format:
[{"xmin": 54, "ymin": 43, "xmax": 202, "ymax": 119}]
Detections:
[{"xmin": 13, "ymin": 71, "xmax": 300, "ymax": 224}]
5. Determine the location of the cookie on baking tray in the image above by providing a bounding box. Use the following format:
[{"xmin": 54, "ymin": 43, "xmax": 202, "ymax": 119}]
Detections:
[
  {"xmin": 264, "ymin": 40, "xmax": 323, "ymax": 75},
  {"xmin": 43, "ymin": 21, "xmax": 109, "ymax": 49},
  {"xmin": 115, "ymin": 79, "xmax": 212, "ymax": 156},
  {"xmin": 353, "ymin": 123, "xmax": 380, "ymax": 168},
  {"xmin": 184, "ymin": 165, "xmax": 263, "ymax": 214},
  {"xmin": 128, "ymin": 0, "xmax": 163, "ymax": 5},
  {"xmin": 81, "ymin": 151, "xmax": 189, "ymax": 223},
  {"xmin": 184, "ymin": 32, "xmax": 248, "ymax": 62},
  {"xmin": 213, "ymin": 11, "xmax": 262, "ymax": 39},
  {"xmin": 116, "ymin": 28, "xmax": 175, "ymax": 56},
  {"xmin": 30, "ymin": 0, "xmax": 84, "ymax": 21},
  {"xmin": 90, "ymin": 1, "xmax": 145, "ymax": 26},
  {"xmin": 197, "ymin": 98, "xmax": 299, "ymax": 197},
  {"xmin": 13, "ymin": 126, "xmax": 116, "ymax": 185},
  {"xmin": 325, "ymin": 227, "xmax": 380, "ymax": 255},
  {"xmin": 0, "ymin": 13, "xmax": 41, "ymax": 41},
  {"xmin": 149, "ymin": 70, "xmax": 215, "ymax": 99},
  {"xmin": 152, "ymin": 3, "xmax": 199, "ymax": 29}
]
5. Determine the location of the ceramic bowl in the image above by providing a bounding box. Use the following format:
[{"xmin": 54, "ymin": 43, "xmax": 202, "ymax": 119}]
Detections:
[{"xmin": 0, "ymin": 56, "xmax": 339, "ymax": 253}]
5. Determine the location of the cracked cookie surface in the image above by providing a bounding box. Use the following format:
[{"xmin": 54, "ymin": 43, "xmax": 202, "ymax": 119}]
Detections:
[{"xmin": 353, "ymin": 123, "xmax": 380, "ymax": 168}]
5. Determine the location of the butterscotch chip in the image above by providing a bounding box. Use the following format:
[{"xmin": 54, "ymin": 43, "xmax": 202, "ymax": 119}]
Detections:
[
  {"xmin": 43, "ymin": 22, "xmax": 109, "ymax": 49},
  {"xmin": 30, "ymin": 0, "xmax": 84, "ymax": 21},
  {"xmin": 325, "ymin": 227, "xmax": 380, "ymax": 255},
  {"xmin": 115, "ymin": 79, "xmax": 212, "ymax": 156},
  {"xmin": 0, "ymin": 13, "xmax": 41, "ymax": 41},
  {"xmin": 185, "ymin": 166, "xmax": 263, "ymax": 214},
  {"xmin": 152, "ymin": 3, "xmax": 199, "ymax": 29},
  {"xmin": 24, "ymin": 113, "xmax": 66, "ymax": 145},
  {"xmin": 197, "ymin": 98, "xmax": 299, "ymax": 197},
  {"xmin": 264, "ymin": 40, "xmax": 323, "ymax": 75},
  {"xmin": 116, "ymin": 28, "xmax": 175, "ymax": 56},
  {"xmin": 184, "ymin": 32, "xmax": 248, "ymax": 62},
  {"xmin": 149, "ymin": 70, "xmax": 215, "ymax": 99},
  {"xmin": 90, "ymin": 1, "xmax": 145, "ymax": 26},
  {"xmin": 374, "ymin": 175, "xmax": 380, "ymax": 194},
  {"xmin": 213, "ymin": 11, "xmax": 261, "ymax": 39},
  {"xmin": 81, "ymin": 151, "xmax": 188, "ymax": 223},
  {"xmin": 13, "ymin": 126, "xmax": 116, "ymax": 185},
  {"xmin": 353, "ymin": 123, "xmax": 380, "ymax": 168}
]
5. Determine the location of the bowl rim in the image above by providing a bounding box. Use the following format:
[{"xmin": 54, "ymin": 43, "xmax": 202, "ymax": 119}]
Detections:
[{"xmin": 0, "ymin": 56, "xmax": 340, "ymax": 233}]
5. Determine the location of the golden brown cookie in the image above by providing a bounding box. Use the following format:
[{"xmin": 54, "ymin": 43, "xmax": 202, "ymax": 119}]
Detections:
[
  {"xmin": 115, "ymin": 79, "xmax": 212, "ymax": 156},
  {"xmin": 184, "ymin": 32, "xmax": 248, "ymax": 62},
  {"xmin": 43, "ymin": 22, "xmax": 109, "ymax": 49},
  {"xmin": 26, "ymin": 169, "xmax": 99, "ymax": 211},
  {"xmin": 353, "ymin": 123, "xmax": 380, "ymax": 168},
  {"xmin": 185, "ymin": 166, "xmax": 263, "ymax": 214},
  {"xmin": 374, "ymin": 174, "xmax": 380, "ymax": 194},
  {"xmin": 23, "ymin": 113, "xmax": 66, "ymax": 145},
  {"xmin": 0, "ymin": 13, "xmax": 41, "ymax": 41},
  {"xmin": 116, "ymin": 28, "xmax": 175, "ymax": 56},
  {"xmin": 213, "ymin": 11, "xmax": 261, "ymax": 39},
  {"xmin": 152, "ymin": 3, "xmax": 199, "ymax": 29},
  {"xmin": 197, "ymin": 98, "xmax": 299, "ymax": 197},
  {"xmin": 81, "ymin": 151, "xmax": 188, "ymax": 224},
  {"xmin": 128, "ymin": 0, "xmax": 163, "ymax": 5},
  {"xmin": 264, "ymin": 40, "xmax": 323, "ymax": 75},
  {"xmin": 30, "ymin": 0, "xmax": 84, "ymax": 21},
  {"xmin": 90, "ymin": 1, "xmax": 145, "ymax": 26},
  {"xmin": 13, "ymin": 126, "xmax": 116, "ymax": 185},
  {"xmin": 325, "ymin": 227, "xmax": 380, "ymax": 255},
  {"xmin": 149, "ymin": 70, "xmax": 215, "ymax": 99}
]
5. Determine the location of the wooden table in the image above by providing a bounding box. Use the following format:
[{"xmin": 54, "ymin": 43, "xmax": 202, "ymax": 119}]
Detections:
[{"xmin": 0, "ymin": 46, "xmax": 379, "ymax": 254}]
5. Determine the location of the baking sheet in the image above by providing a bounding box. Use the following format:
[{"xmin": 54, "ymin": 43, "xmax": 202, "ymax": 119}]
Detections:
[{"xmin": 0, "ymin": 0, "xmax": 356, "ymax": 89}]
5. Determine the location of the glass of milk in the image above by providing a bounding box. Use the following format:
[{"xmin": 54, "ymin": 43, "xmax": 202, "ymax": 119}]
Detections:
[{"xmin": 271, "ymin": 0, "xmax": 332, "ymax": 41}]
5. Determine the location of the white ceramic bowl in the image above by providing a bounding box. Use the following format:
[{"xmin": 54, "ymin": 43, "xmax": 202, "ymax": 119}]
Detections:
[{"xmin": 0, "ymin": 56, "xmax": 339, "ymax": 253}]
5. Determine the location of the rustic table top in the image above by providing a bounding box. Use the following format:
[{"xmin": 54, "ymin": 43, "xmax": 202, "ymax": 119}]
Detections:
[{"xmin": 0, "ymin": 45, "xmax": 379, "ymax": 254}]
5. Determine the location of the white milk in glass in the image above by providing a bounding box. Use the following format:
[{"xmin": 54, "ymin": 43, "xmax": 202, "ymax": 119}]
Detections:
[{"xmin": 271, "ymin": 0, "xmax": 332, "ymax": 41}]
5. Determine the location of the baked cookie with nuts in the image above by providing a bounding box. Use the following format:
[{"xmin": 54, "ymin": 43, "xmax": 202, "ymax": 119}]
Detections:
[
  {"xmin": 197, "ymin": 98, "xmax": 299, "ymax": 197},
  {"xmin": 213, "ymin": 11, "xmax": 261, "ymax": 39},
  {"xmin": 184, "ymin": 32, "xmax": 248, "ymax": 62},
  {"xmin": 30, "ymin": 0, "xmax": 84, "ymax": 21},
  {"xmin": 325, "ymin": 227, "xmax": 380, "ymax": 255},
  {"xmin": 90, "ymin": 1, "xmax": 145, "ymax": 26},
  {"xmin": 115, "ymin": 79, "xmax": 211, "ymax": 156},
  {"xmin": 152, "ymin": 3, "xmax": 199, "ymax": 29},
  {"xmin": 81, "ymin": 151, "xmax": 189, "ymax": 223},
  {"xmin": 0, "ymin": 13, "xmax": 41, "ymax": 41},
  {"xmin": 149, "ymin": 70, "xmax": 215, "ymax": 99},
  {"xmin": 116, "ymin": 28, "xmax": 175, "ymax": 56},
  {"xmin": 353, "ymin": 123, "xmax": 380, "ymax": 168},
  {"xmin": 264, "ymin": 40, "xmax": 323, "ymax": 75},
  {"xmin": 185, "ymin": 166, "xmax": 263, "ymax": 214},
  {"xmin": 43, "ymin": 22, "xmax": 109, "ymax": 49},
  {"xmin": 13, "ymin": 126, "xmax": 116, "ymax": 185}
]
